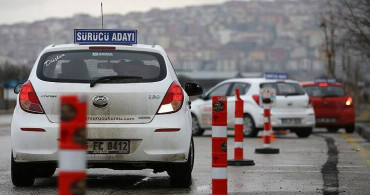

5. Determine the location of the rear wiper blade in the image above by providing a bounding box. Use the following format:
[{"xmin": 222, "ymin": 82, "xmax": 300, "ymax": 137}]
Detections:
[
  {"xmin": 322, "ymin": 95, "xmax": 339, "ymax": 98},
  {"xmin": 90, "ymin": 75, "xmax": 143, "ymax": 87}
]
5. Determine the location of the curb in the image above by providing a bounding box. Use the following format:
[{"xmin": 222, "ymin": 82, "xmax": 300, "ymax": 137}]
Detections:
[{"xmin": 356, "ymin": 123, "xmax": 370, "ymax": 142}]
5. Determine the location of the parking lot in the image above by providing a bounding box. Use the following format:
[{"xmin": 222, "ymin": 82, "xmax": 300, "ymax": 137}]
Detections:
[
  {"xmin": 1, "ymin": 117, "xmax": 369, "ymax": 194},
  {"xmin": 1, "ymin": 0, "xmax": 370, "ymax": 194}
]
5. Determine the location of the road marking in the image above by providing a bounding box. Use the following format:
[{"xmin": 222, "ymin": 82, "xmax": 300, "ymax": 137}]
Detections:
[{"xmin": 340, "ymin": 132, "xmax": 370, "ymax": 168}]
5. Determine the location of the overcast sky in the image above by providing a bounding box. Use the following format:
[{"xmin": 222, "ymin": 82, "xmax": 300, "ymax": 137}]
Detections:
[{"xmin": 0, "ymin": 0, "xmax": 232, "ymax": 25}]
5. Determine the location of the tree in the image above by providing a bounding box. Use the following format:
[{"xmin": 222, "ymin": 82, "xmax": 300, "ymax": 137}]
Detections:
[
  {"xmin": 320, "ymin": 0, "xmax": 368, "ymax": 106},
  {"xmin": 0, "ymin": 61, "xmax": 31, "ymax": 83},
  {"xmin": 320, "ymin": 1, "xmax": 338, "ymax": 78},
  {"xmin": 339, "ymin": 0, "xmax": 370, "ymax": 58},
  {"xmin": 341, "ymin": 43, "xmax": 362, "ymax": 105}
]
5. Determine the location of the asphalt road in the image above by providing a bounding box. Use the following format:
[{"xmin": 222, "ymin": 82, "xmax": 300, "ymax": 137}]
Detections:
[{"xmin": 0, "ymin": 124, "xmax": 369, "ymax": 195}]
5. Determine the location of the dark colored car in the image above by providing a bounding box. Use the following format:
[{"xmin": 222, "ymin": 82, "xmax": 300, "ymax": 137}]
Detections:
[{"xmin": 301, "ymin": 81, "xmax": 355, "ymax": 133}]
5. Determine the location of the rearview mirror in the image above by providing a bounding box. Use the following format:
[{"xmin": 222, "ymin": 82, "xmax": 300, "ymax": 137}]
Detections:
[{"xmin": 185, "ymin": 83, "xmax": 203, "ymax": 96}]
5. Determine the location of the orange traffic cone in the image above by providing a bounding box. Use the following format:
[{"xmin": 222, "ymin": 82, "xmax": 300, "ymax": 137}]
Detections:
[{"xmin": 270, "ymin": 131, "xmax": 276, "ymax": 141}]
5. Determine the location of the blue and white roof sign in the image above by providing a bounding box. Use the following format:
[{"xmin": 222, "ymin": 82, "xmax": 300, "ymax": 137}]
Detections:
[
  {"xmin": 314, "ymin": 78, "xmax": 336, "ymax": 83},
  {"xmin": 74, "ymin": 29, "xmax": 137, "ymax": 44},
  {"xmin": 265, "ymin": 72, "xmax": 288, "ymax": 80}
]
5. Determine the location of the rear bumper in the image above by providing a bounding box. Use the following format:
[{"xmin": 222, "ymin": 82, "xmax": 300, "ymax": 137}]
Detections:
[
  {"xmin": 254, "ymin": 108, "xmax": 315, "ymax": 129},
  {"xmin": 11, "ymin": 107, "xmax": 191, "ymax": 164},
  {"xmin": 314, "ymin": 107, "xmax": 355, "ymax": 127}
]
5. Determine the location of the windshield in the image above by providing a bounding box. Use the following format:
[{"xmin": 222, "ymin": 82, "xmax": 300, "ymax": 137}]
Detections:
[
  {"xmin": 261, "ymin": 82, "xmax": 306, "ymax": 96},
  {"xmin": 37, "ymin": 50, "xmax": 166, "ymax": 83},
  {"xmin": 303, "ymin": 86, "xmax": 346, "ymax": 97}
]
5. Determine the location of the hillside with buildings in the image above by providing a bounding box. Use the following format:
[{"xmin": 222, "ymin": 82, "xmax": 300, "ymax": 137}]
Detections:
[{"xmin": 0, "ymin": 0, "xmax": 367, "ymax": 82}]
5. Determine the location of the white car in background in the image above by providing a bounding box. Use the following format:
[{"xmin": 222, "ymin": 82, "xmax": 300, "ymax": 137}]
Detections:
[
  {"xmin": 191, "ymin": 77, "xmax": 315, "ymax": 138},
  {"xmin": 11, "ymin": 30, "xmax": 203, "ymax": 187}
]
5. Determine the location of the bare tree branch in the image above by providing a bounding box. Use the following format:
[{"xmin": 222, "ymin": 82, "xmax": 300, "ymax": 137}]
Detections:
[{"xmin": 339, "ymin": 0, "xmax": 370, "ymax": 57}]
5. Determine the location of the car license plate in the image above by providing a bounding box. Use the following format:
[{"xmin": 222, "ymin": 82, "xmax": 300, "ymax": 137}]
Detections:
[
  {"xmin": 87, "ymin": 140, "xmax": 129, "ymax": 154},
  {"xmin": 281, "ymin": 118, "xmax": 301, "ymax": 125},
  {"xmin": 316, "ymin": 118, "xmax": 336, "ymax": 123}
]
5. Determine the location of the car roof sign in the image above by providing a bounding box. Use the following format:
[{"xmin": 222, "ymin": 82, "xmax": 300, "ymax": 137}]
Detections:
[
  {"xmin": 74, "ymin": 29, "xmax": 137, "ymax": 44},
  {"xmin": 314, "ymin": 78, "xmax": 336, "ymax": 83},
  {"xmin": 264, "ymin": 72, "xmax": 288, "ymax": 80}
]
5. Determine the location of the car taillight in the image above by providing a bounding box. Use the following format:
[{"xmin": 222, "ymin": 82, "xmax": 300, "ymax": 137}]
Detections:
[
  {"xmin": 318, "ymin": 83, "xmax": 328, "ymax": 87},
  {"xmin": 19, "ymin": 81, "xmax": 44, "ymax": 114},
  {"xmin": 345, "ymin": 97, "xmax": 353, "ymax": 106},
  {"xmin": 252, "ymin": 95, "xmax": 260, "ymax": 105},
  {"xmin": 157, "ymin": 82, "xmax": 184, "ymax": 114},
  {"xmin": 89, "ymin": 46, "xmax": 116, "ymax": 50}
]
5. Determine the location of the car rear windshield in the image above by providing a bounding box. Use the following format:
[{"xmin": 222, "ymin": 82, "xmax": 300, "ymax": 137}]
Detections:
[
  {"xmin": 37, "ymin": 50, "xmax": 166, "ymax": 83},
  {"xmin": 303, "ymin": 86, "xmax": 346, "ymax": 97},
  {"xmin": 260, "ymin": 82, "xmax": 306, "ymax": 96}
]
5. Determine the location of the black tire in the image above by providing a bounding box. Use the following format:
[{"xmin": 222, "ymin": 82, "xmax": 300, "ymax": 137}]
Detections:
[
  {"xmin": 11, "ymin": 153, "xmax": 35, "ymax": 187},
  {"xmin": 191, "ymin": 114, "xmax": 205, "ymax": 136},
  {"xmin": 327, "ymin": 127, "xmax": 339, "ymax": 133},
  {"xmin": 345, "ymin": 125, "xmax": 355, "ymax": 134},
  {"xmin": 35, "ymin": 165, "xmax": 56, "ymax": 178},
  {"xmin": 243, "ymin": 114, "xmax": 258, "ymax": 137},
  {"xmin": 295, "ymin": 128, "xmax": 312, "ymax": 138},
  {"xmin": 167, "ymin": 137, "xmax": 194, "ymax": 188}
]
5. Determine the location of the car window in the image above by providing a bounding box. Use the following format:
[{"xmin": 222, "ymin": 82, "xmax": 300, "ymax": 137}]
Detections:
[
  {"xmin": 208, "ymin": 83, "xmax": 232, "ymax": 98},
  {"xmin": 230, "ymin": 82, "xmax": 250, "ymax": 96},
  {"xmin": 37, "ymin": 50, "xmax": 166, "ymax": 83},
  {"xmin": 303, "ymin": 86, "xmax": 346, "ymax": 97},
  {"xmin": 261, "ymin": 82, "xmax": 305, "ymax": 96}
]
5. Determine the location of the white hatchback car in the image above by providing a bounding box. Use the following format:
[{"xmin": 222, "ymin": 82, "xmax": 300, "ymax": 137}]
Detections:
[
  {"xmin": 191, "ymin": 78, "xmax": 315, "ymax": 138},
  {"xmin": 11, "ymin": 39, "xmax": 202, "ymax": 187}
]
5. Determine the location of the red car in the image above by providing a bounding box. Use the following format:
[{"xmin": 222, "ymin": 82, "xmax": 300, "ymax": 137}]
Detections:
[{"xmin": 301, "ymin": 79, "xmax": 355, "ymax": 133}]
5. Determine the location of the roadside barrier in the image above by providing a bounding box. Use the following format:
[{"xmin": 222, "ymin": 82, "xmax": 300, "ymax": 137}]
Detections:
[
  {"xmin": 255, "ymin": 98, "xmax": 279, "ymax": 154},
  {"xmin": 59, "ymin": 95, "xmax": 87, "ymax": 195},
  {"xmin": 212, "ymin": 96, "xmax": 228, "ymax": 195},
  {"xmin": 227, "ymin": 89, "xmax": 255, "ymax": 166}
]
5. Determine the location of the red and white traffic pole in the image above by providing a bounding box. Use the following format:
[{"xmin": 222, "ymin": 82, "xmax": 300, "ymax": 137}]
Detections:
[
  {"xmin": 59, "ymin": 95, "xmax": 87, "ymax": 195},
  {"xmin": 255, "ymin": 95, "xmax": 279, "ymax": 154},
  {"xmin": 212, "ymin": 96, "xmax": 227, "ymax": 195},
  {"xmin": 227, "ymin": 89, "xmax": 254, "ymax": 166}
]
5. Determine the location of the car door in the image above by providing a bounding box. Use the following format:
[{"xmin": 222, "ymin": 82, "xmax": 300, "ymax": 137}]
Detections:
[{"xmin": 200, "ymin": 83, "xmax": 233, "ymax": 128}]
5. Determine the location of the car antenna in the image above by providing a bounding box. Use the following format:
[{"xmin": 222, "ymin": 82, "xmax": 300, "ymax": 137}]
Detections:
[{"xmin": 101, "ymin": 2, "xmax": 104, "ymax": 29}]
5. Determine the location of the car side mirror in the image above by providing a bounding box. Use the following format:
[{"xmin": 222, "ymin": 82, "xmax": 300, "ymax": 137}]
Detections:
[
  {"xmin": 185, "ymin": 83, "xmax": 203, "ymax": 96},
  {"xmin": 14, "ymin": 83, "xmax": 23, "ymax": 94},
  {"xmin": 201, "ymin": 93, "xmax": 209, "ymax": 100}
]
